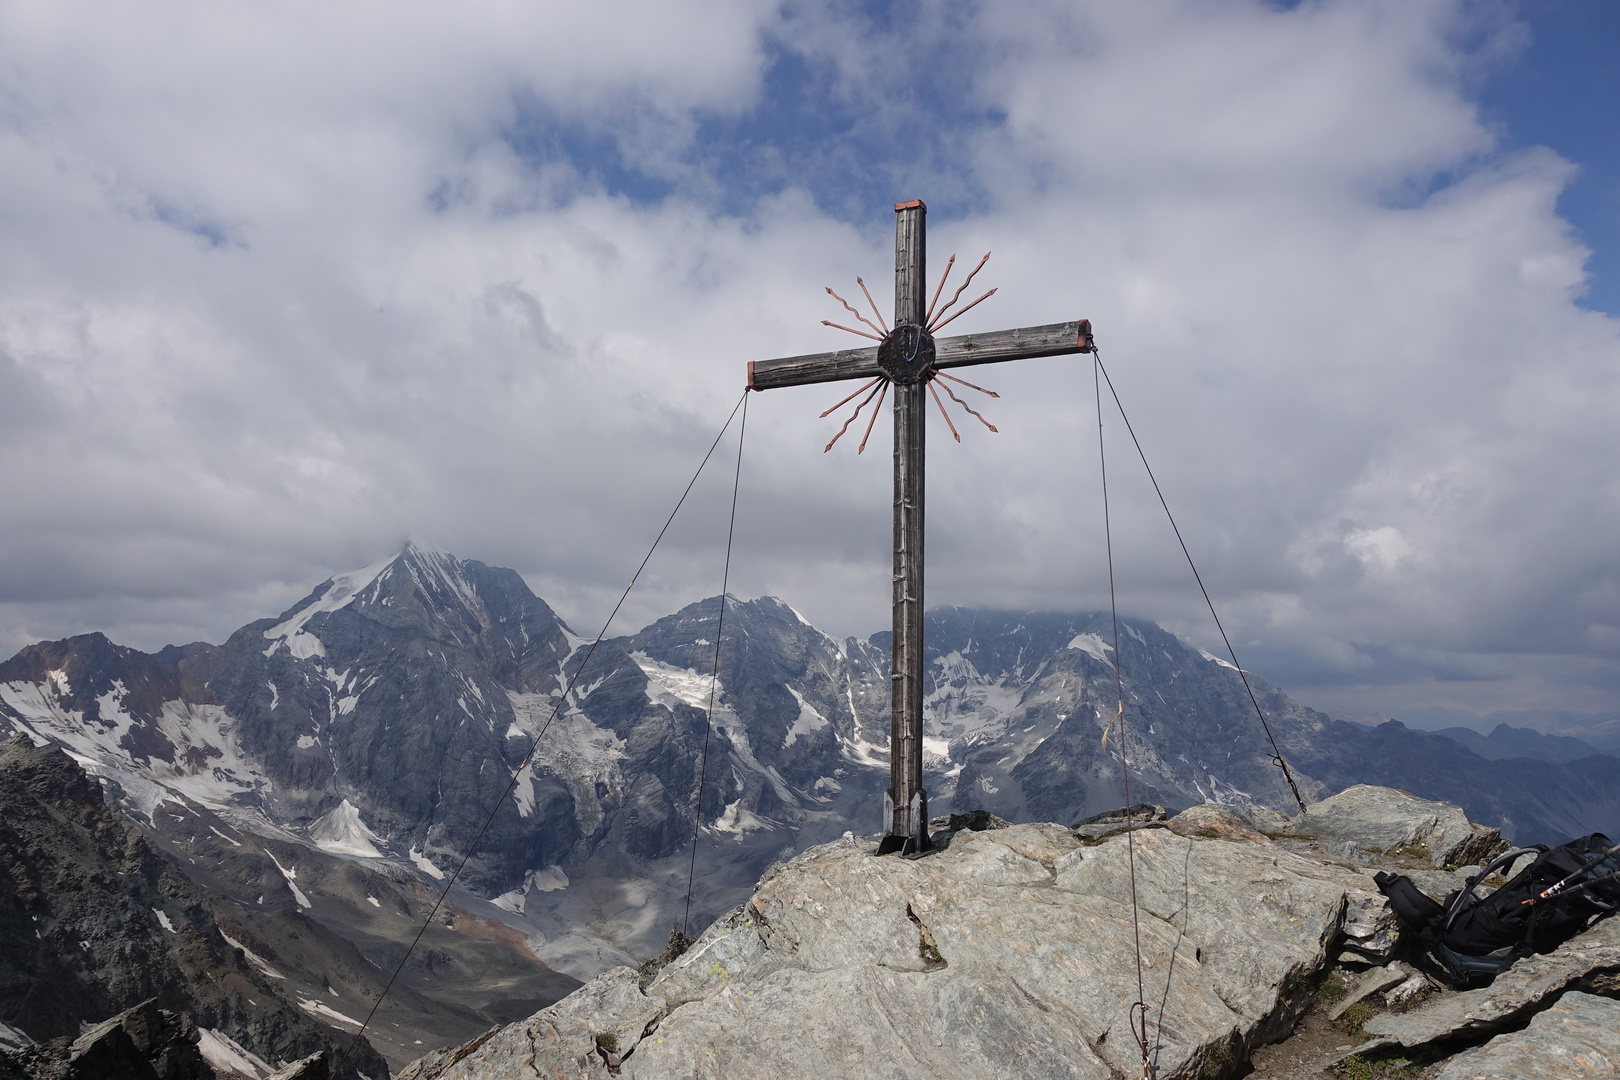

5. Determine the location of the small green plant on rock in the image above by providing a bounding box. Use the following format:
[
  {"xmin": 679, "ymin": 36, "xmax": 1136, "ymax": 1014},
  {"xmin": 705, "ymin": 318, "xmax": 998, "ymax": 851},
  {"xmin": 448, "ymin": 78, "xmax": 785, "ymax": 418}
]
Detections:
[
  {"xmin": 595, "ymin": 1032, "xmax": 619, "ymax": 1056},
  {"xmin": 1342, "ymin": 1000, "xmax": 1373, "ymax": 1037},
  {"xmin": 1340, "ymin": 1055, "xmax": 1372, "ymax": 1080},
  {"xmin": 1316, "ymin": 973, "xmax": 1348, "ymax": 1004},
  {"xmin": 1385, "ymin": 841, "xmax": 1431, "ymax": 865},
  {"xmin": 1200, "ymin": 1039, "xmax": 1233, "ymax": 1079},
  {"xmin": 905, "ymin": 903, "xmax": 946, "ymax": 967}
]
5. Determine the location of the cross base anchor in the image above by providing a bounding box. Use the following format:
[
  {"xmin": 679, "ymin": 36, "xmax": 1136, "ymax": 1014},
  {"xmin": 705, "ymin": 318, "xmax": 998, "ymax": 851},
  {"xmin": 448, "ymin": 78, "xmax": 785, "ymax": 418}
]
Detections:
[{"xmin": 876, "ymin": 788, "xmax": 932, "ymax": 856}]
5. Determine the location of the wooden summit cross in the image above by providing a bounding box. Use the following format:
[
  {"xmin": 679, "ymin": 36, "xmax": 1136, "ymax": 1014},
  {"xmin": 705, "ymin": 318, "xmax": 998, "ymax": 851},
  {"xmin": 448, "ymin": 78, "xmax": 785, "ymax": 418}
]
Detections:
[{"xmin": 747, "ymin": 199, "xmax": 1093, "ymax": 855}]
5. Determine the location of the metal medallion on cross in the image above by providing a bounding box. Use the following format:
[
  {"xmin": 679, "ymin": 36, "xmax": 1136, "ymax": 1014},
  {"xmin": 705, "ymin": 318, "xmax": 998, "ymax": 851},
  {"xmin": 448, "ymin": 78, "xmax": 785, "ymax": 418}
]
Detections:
[{"xmin": 747, "ymin": 199, "xmax": 1094, "ymax": 855}]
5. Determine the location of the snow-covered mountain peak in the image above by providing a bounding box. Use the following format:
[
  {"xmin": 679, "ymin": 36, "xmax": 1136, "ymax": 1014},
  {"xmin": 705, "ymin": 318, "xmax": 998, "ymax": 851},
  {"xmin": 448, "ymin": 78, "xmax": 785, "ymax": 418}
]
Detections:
[
  {"xmin": 262, "ymin": 550, "xmax": 398, "ymax": 658},
  {"xmin": 392, "ymin": 540, "xmax": 486, "ymax": 622}
]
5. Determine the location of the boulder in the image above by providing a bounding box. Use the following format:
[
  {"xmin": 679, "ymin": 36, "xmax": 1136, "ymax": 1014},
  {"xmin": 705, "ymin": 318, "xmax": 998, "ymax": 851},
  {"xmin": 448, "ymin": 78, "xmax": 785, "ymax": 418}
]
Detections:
[
  {"xmin": 928, "ymin": 810, "xmax": 1012, "ymax": 834},
  {"xmin": 1381, "ymin": 972, "xmax": 1431, "ymax": 1008},
  {"xmin": 1290, "ymin": 785, "xmax": 1508, "ymax": 867},
  {"xmin": 1071, "ymin": 803, "xmax": 1166, "ymax": 841},
  {"xmin": 1326, "ymin": 964, "xmax": 1407, "ymax": 1021},
  {"xmin": 1432, "ymin": 991, "xmax": 1620, "ymax": 1080},
  {"xmin": 1335, "ymin": 886, "xmax": 1403, "ymax": 964},
  {"xmin": 926, "ymin": 809, "xmax": 1013, "ymax": 851},
  {"xmin": 1166, "ymin": 804, "xmax": 1268, "ymax": 843},
  {"xmin": 410, "ymin": 823, "xmax": 1358, "ymax": 1079}
]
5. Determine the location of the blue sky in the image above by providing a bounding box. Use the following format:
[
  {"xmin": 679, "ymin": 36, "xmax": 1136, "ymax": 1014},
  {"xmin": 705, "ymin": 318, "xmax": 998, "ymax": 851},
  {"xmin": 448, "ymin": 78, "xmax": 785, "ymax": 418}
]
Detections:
[
  {"xmin": 506, "ymin": 0, "xmax": 1620, "ymax": 321},
  {"xmin": 1478, "ymin": 1, "xmax": 1620, "ymax": 316},
  {"xmin": 1, "ymin": 0, "xmax": 1617, "ymax": 736}
]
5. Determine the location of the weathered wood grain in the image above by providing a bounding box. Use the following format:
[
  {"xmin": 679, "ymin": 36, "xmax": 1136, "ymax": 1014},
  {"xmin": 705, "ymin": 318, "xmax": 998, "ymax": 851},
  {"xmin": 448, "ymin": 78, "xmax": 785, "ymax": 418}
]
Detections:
[{"xmin": 747, "ymin": 320, "xmax": 1091, "ymax": 391}]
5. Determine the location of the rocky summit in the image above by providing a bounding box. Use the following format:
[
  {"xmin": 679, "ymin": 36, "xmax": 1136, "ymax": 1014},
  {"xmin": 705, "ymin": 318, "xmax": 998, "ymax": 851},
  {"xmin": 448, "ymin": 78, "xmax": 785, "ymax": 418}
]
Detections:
[{"xmin": 397, "ymin": 784, "xmax": 1620, "ymax": 1080}]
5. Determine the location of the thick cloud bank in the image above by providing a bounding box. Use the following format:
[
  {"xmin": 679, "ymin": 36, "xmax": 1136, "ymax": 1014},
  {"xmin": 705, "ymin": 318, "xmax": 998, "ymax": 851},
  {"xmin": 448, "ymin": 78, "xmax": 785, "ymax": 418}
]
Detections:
[{"xmin": 0, "ymin": 0, "xmax": 1615, "ymax": 731}]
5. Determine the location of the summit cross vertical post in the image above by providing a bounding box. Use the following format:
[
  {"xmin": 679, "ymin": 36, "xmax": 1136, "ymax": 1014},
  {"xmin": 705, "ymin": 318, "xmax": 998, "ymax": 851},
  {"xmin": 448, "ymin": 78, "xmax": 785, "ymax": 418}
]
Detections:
[{"xmin": 746, "ymin": 199, "xmax": 1093, "ymax": 855}]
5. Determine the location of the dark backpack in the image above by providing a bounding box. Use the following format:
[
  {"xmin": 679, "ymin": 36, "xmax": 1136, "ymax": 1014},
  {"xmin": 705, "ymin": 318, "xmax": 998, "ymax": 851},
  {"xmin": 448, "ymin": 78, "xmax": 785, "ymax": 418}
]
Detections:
[{"xmin": 1375, "ymin": 832, "xmax": 1620, "ymax": 988}]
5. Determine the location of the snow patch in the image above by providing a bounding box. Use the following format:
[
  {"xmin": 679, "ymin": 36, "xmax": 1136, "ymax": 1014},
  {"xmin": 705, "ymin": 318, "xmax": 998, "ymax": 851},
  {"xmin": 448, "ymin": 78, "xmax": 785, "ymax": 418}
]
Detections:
[
  {"xmin": 197, "ymin": 1029, "xmax": 274, "ymax": 1080},
  {"xmin": 632, "ymin": 652, "xmax": 718, "ymax": 711},
  {"xmin": 507, "ymin": 690, "xmax": 624, "ymax": 831},
  {"xmin": 219, "ymin": 931, "xmax": 285, "ymax": 980},
  {"xmin": 215, "ymin": 807, "xmax": 303, "ymax": 845},
  {"xmin": 490, "ymin": 866, "xmax": 569, "ymax": 914},
  {"xmin": 409, "ymin": 846, "xmax": 445, "ymax": 880},
  {"xmin": 296, "ymin": 735, "xmax": 317, "ymax": 749},
  {"xmin": 266, "ymin": 682, "xmax": 279, "ymax": 711},
  {"xmin": 712, "ymin": 797, "xmax": 775, "ymax": 836},
  {"xmin": 309, "ymin": 799, "xmax": 385, "ymax": 858},
  {"xmin": 153, "ymin": 908, "xmax": 176, "ymax": 934},
  {"xmin": 262, "ymin": 551, "xmax": 397, "ymax": 658},
  {"xmin": 529, "ymin": 865, "xmax": 569, "ymax": 892},
  {"xmin": 207, "ymin": 826, "xmax": 241, "ymax": 847},
  {"xmin": 1197, "ymin": 648, "xmax": 1239, "ymax": 671},
  {"xmin": 510, "ymin": 760, "xmax": 537, "ymax": 817},
  {"xmin": 0, "ymin": 1019, "xmax": 34, "ymax": 1051},
  {"xmin": 94, "ymin": 683, "xmax": 138, "ymax": 745},
  {"xmin": 840, "ymin": 679, "xmax": 888, "ymax": 767},
  {"xmin": 1067, "ymin": 634, "xmax": 1113, "ymax": 663},
  {"xmin": 297, "ymin": 997, "xmax": 363, "ymax": 1029},
  {"xmin": 366, "ymin": 895, "xmax": 380, "ymax": 907},
  {"xmin": 782, "ymin": 687, "xmax": 829, "ymax": 747},
  {"xmin": 265, "ymin": 851, "xmax": 311, "ymax": 908}
]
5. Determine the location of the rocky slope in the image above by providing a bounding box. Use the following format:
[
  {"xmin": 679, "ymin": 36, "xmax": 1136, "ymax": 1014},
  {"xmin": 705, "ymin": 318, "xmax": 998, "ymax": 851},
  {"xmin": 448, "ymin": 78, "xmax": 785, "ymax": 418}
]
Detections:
[
  {"xmin": 397, "ymin": 785, "xmax": 1620, "ymax": 1080},
  {"xmin": 0, "ymin": 736, "xmax": 390, "ymax": 1079}
]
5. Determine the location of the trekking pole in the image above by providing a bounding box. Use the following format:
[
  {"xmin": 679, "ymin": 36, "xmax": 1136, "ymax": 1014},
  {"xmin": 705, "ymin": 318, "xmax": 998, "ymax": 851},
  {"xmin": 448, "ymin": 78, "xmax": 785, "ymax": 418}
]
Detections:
[{"xmin": 1522, "ymin": 841, "xmax": 1620, "ymax": 906}]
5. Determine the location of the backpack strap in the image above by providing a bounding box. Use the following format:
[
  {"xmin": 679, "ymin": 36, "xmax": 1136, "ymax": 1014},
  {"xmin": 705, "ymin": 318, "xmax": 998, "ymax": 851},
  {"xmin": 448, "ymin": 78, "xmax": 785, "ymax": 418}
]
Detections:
[{"xmin": 1375, "ymin": 871, "xmax": 1445, "ymax": 940}]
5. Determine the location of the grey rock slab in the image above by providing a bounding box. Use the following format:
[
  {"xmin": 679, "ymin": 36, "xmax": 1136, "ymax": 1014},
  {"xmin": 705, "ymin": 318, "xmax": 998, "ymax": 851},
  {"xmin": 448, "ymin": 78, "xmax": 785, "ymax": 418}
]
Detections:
[
  {"xmin": 632, "ymin": 964, "xmax": 1117, "ymax": 1080},
  {"xmin": 422, "ymin": 823, "xmax": 1355, "ymax": 1080},
  {"xmin": 1432, "ymin": 991, "xmax": 1620, "ymax": 1080},
  {"xmin": 269, "ymin": 1052, "xmax": 332, "ymax": 1080},
  {"xmin": 411, "ymin": 965, "xmax": 661, "ymax": 1080},
  {"xmin": 1291, "ymin": 785, "xmax": 1506, "ymax": 867},
  {"xmin": 1382, "ymin": 972, "xmax": 1430, "ymax": 1008},
  {"xmin": 1334, "ymin": 950, "xmax": 1377, "ymax": 971},
  {"xmin": 1167, "ymin": 803, "xmax": 1270, "ymax": 843},
  {"xmin": 1327, "ymin": 963, "xmax": 1407, "ymax": 1021},
  {"xmin": 1337, "ymin": 887, "xmax": 1403, "ymax": 964},
  {"xmin": 1360, "ymin": 916, "xmax": 1620, "ymax": 1052},
  {"xmin": 1236, "ymin": 805, "xmax": 1294, "ymax": 835}
]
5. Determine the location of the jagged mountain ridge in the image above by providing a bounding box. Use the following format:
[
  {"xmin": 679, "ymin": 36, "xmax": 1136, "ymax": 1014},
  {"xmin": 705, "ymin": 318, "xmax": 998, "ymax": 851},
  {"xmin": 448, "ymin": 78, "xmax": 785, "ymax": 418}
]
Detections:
[
  {"xmin": 0, "ymin": 735, "xmax": 391, "ymax": 1079},
  {"xmin": 2, "ymin": 543, "xmax": 1616, "ymax": 977}
]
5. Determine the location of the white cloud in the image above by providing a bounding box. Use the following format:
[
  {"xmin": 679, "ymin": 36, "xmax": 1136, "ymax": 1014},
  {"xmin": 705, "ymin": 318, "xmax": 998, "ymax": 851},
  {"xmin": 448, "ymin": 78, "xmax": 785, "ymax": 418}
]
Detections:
[{"xmin": 0, "ymin": 0, "xmax": 1616, "ymax": 725}]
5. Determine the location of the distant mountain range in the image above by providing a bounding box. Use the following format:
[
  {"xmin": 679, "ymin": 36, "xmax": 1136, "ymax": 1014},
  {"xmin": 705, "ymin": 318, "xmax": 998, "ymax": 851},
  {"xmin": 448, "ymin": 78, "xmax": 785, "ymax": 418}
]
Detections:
[{"xmin": 1, "ymin": 542, "xmax": 1616, "ymax": 1062}]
